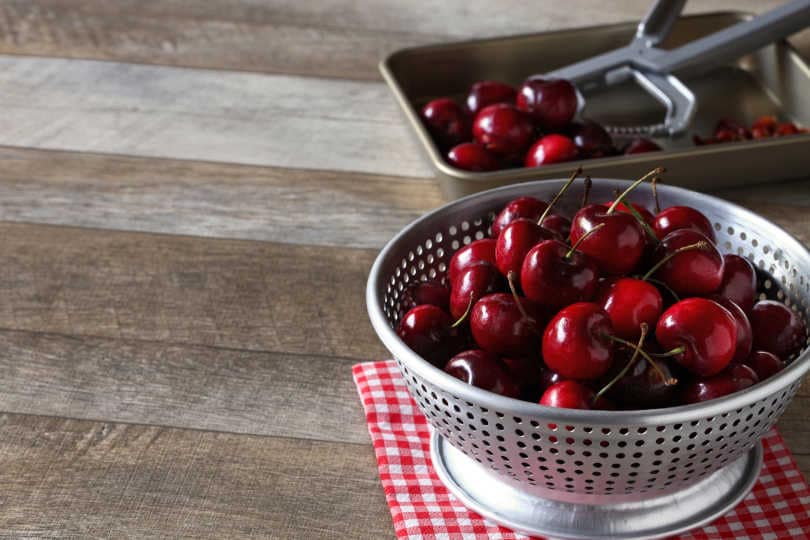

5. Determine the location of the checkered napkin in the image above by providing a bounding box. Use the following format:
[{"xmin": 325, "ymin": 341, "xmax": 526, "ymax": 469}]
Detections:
[{"xmin": 353, "ymin": 360, "xmax": 810, "ymax": 540}]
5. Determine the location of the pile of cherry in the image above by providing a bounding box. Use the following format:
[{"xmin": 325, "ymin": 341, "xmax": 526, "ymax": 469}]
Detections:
[
  {"xmin": 693, "ymin": 116, "xmax": 808, "ymax": 146},
  {"xmin": 396, "ymin": 168, "xmax": 808, "ymax": 410},
  {"xmin": 420, "ymin": 78, "xmax": 660, "ymax": 172}
]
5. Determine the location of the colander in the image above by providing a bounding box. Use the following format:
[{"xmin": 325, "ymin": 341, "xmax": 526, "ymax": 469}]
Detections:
[{"xmin": 366, "ymin": 178, "xmax": 810, "ymax": 539}]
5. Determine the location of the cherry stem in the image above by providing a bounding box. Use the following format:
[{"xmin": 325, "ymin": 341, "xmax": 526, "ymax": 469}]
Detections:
[
  {"xmin": 507, "ymin": 271, "xmax": 530, "ymax": 321},
  {"xmin": 647, "ymin": 346, "xmax": 686, "ymax": 358},
  {"xmin": 451, "ymin": 295, "xmax": 474, "ymax": 328},
  {"xmin": 565, "ymin": 222, "xmax": 606, "ymax": 258},
  {"xmin": 581, "ymin": 176, "xmax": 592, "ymax": 208},
  {"xmin": 602, "ymin": 333, "xmax": 678, "ymax": 386},
  {"xmin": 651, "ymin": 176, "xmax": 661, "ymax": 214},
  {"xmin": 538, "ymin": 166, "xmax": 582, "ymax": 225},
  {"xmin": 644, "ymin": 277, "xmax": 681, "ymax": 302},
  {"xmin": 641, "ymin": 241, "xmax": 710, "ymax": 281},
  {"xmin": 594, "ymin": 323, "xmax": 648, "ymax": 404},
  {"xmin": 619, "ymin": 199, "xmax": 660, "ymax": 243},
  {"xmin": 606, "ymin": 167, "xmax": 665, "ymax": 215}
]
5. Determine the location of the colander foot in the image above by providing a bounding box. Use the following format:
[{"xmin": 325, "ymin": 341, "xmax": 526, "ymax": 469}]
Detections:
[{"xmin": 430, "ymin": 431, "xmax": 762, "ymax": 540}]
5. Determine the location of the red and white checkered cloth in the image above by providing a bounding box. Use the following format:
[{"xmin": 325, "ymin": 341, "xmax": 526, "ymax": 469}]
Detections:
[{"xmin": 353, "ymin": 360, "xmax": 810, "ymax": 540}]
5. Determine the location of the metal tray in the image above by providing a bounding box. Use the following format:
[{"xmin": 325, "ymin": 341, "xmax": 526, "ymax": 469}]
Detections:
[{"xmin": 380, "ymin": 12, "xmax": 810, "ymax": 200}]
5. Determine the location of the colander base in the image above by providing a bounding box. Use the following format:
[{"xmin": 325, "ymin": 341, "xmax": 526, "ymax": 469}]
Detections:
[{"xmin": 431, "ymin": 431, "xmax": 762, "ymax": 540}]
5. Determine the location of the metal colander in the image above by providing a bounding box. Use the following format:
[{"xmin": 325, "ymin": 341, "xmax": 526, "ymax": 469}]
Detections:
[{"xmin": 366, "ymin": 178, "xmax": 810, "ymax": 536}]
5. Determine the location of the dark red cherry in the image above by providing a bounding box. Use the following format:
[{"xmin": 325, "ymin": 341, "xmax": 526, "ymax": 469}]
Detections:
[
  {"xmin": 491, "ymin": 197, "xmax": 549, "ymax": 238},
  {"xmin": 540, "ymin": 380, "xmax": 593, "ymax": 409},
  {"xmin": 447, "ymin": 142, "xmax": 501, "ymax": 172},
  {"xmin": 466, "ymin": 80, "xmax": 517, "ymax": 115},
  {"xmin": 750, "ymin": 300, "xmax": 808, "ymax": 359},
  {"xmin": 450, "ymin": 263, "xmax": 503, "ymax": 319},
  {"xmin": 448, "ymin": 238, "xmax": 497, "ymax": 284},
  {"xmin": 711, "ymin": 296, "xmax": 753, "ymax": 364},
  {"xmin": 569, "ymin": 121, "xmax": 616, "ymax": 158},
  {"xmin": 744, "ymin": 350, "xmax": 785, "ymax": 380},
  {"xmin": 501, "ymin": 356, "xmax": 545, "ymax": 400},
  {"xmin": 445, "ymin": 350, "xmax": 520, "ymax": 398},
  {"xmin": 521, "ymin": 239, "xmax": 599, "ymax": 310},
  {"xmin": 516, "ymin": 78, "xmax": 578, "ymax": 130},
  {"xmin": 682, "ymin": 363, "xmax": 758, "ymax": 404},
  {"xmin": 653, "ymin": 206, "xmax": 716, "ymax": 242},
  {"xmin": 397, "ymin": 305, "xmax": 462, "ymax": 367},
  {"xmin": 470, "ymin": 293, "xmax": 544, "ymax": 357},
  {"xmin": 542, "ymin": 302, "xmax": 614, "ymax": 380},
  {"xmin": 594, "ymin": 277, "xmax": 662, "ymax": 340},
  {"xmin": 495, "ymin": 219, "xmax": 560, "ymax": 278},
  {"xmin": 538, "ymin": 367, "xmax": 564, "ymax": 394},
  {"xmin": 398, "ymin": 280, "xmax": 450, "ymax": 316},
  {"xmin": 473, "ymin": 103, "xmax": 534, "ymax": 155},
  {"xmin": 651, "ymin": 229, "xmax": 723, "ymax": 296},
  {"xmin": 541, "ymin": 214, "xmax": 571, "ymax": 239},
  {"xmin": 420, "ymin": 98, "xmax": 471, "ymax": 148},
  {"xmin": 524, "ymin": 134, "xmax": 579, "ymax": 167},
  {"xmin": 623, "ymin": 137, "xmax": 661, "ymax": 154},
  {"xmin": 718, "ymin": 254, "xmax": 757, "ymax": 313},
  {"xmin": 656, "ymin": 298, "xmax": 737, "ymax": 377},
  {"xmin": 602, "ymin": 349, "xmax": 677, "ymax": 409},
  {"xmin": 569, "ymin": 203, "xmax": 646, "ymax": 275}
]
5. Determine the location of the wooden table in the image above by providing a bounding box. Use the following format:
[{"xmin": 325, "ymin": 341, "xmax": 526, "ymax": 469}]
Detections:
[{"xmin": 0, "ymin": 1, "xmax": 807, "ymax": 537}]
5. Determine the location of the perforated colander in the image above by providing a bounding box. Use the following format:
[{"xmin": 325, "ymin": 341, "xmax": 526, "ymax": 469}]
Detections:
[{"xmin": 366, "ymin": 178, "xmax": 809, "ymax": 536}]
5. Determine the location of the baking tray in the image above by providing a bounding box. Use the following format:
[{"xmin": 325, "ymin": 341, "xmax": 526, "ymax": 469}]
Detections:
[{"xmin": 380, "ymin": 12, "xmax": 810, "ymax": 200}]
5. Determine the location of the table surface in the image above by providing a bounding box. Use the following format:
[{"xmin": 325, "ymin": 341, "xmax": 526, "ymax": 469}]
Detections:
[{"xmin": 0, "ymin": 1, "xmax": 808, "ymax": 538}]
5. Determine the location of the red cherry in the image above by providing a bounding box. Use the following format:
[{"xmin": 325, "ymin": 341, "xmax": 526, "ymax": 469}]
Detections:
[
  {"xmin": 466, "ymin": 80, "xmax": 517, "ymax": 115},
  {"xmin": 445, "ymin": 350, "xmax": 520, "ymax": 398},
  {"xmin": 397, "ymin": 305, "xmax": 462, "ymax": 367},
  {"xmin": 516, "ymin": 78, "xmax": 578, "ymax": 129},
  {"xmin": 744, "ymin": 350, "xmax": 785, "ymax": 380},
  {"xmin": 653, "ymin": 206, "xmax": 716, "ymax": 242},
  {"xmin": 656, "ymin": 298, "xmax": 737, "ymax": 377},
  {"xmin": 398, "ymin": 280, "xmax": 450, "ymax": 317},
  {"xmin": 495, "ymin": 218, "xmax": 560, "ymax": 278},
  {"xmin": 420, "ymin": 98, "xmax": 471, "ymax": 148},
  {"xmin": 749, "ymin": 300, "xmax": 808, "ymax": 359},
  {"xmin": 569, "ymin": 203, "xmax": 646, "ymax": 275},
  {"xmin": 521, "ymin": 239, "xmax": 599, "ymax": 310},
  {"xmin": 682, "ymin": 363, "xmax": 759, "ymax": 404},
  {"xmin": 473, "ymin": 103, "xmax": 534, "ymax": 155},
  {"xmin": 711, "ymin": 296, "xmax": 753, "ymax": 364},
  {"xmin": 470, "ymin": 293, "xmax": 544, "ymax": 357},
  {"xmin": 524, "ymin": 134, "xmax": 579, "ymax": 167},
  {"xmin": 449, "ymin": 263, "xmax": 503, "ymax": 319},
  {"xmin": 448, "ymin": 238, "xmax": 497, "ymax": 284},
  {"xmin": 650, "ymin": 229, "xmax": 723, "ymax": 296},
  {"xmin": 594, "ymin": 277, "xmax": 662, "ymax": 340},
  {"xmin": 491, "ymin": 197, "xmax": 549, "ymax": 238},
  {"xmin": 569, "ymin": 121, "xmax": 616, "ymax": 158},
  {"xmin": 623, "ymin": 138, "xmax": 661, "ymax": 154},
  {"xmin": 718, "ymin": 254, "xmax": 757, "ymax": 313},
  {"xmin": 540, "ymin": 380, "xmax": 593, "ymax": 409},
  {"xmin": 541, "ymin": 214, "xmax": 571, "ymax": 239},
  {"xmin": 447, "ymin": 142, "xmax": 501, "ymax": 172},
  {"xmin": 542, "ymin": 302, "xmax": 614, "ymax": 380}
]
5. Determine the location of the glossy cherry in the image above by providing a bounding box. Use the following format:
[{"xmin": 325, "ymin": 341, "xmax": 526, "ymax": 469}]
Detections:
[
  {"xmin": 682, "ymin": 363, "xmax": 759, "ymax": 404},
  {"xmin": 449, "ymin": 263, "xmax": 503, "ymax": 319},
  {"xmin": 524, "ymin": 134, "xmax": 579, "ymax": 167},
  {"xmin": 448, "ymin": 238, "xmax": 497, "ymax": 284},
  {"xmin": 420, "ymin": 98, "xmax": 471, "ymax": 148},
  {"xmin": 656, "ymin": 298, "xmax": 738, "ymax": 377},
  {"xmin": 569, "ymin": 120, "xmax": 616, "ymax": 158},
  {"xmin": 491, "ymin": 197, "xmax": 548, "ymax": 238},
  {"xmin": 398, "ymin": 280, "xmax": 450, "ymax": 316},
  {"xmin": 744, "ymin": 350, "xmax": 785, "ymax": 380},
  {"xmin": 541, "ymin": 214, "xmax": 571, "ymax": 239},
  {"xmin": 718, "ymin": 254, "xmax": 757, "ymax": 313},
  {"xmin": 516, "ymin": 78, "xmax": 578, "ymax": 129},
  {"xmin": 542, "ymin": 302, "xmax": 614, "ymax": 380},
  {"xmin": 623, "ymin": 137, "xmax": 661, "ymax": 154},
  {"xmin": 473, "ymin": 103, "xmax": 534, "ymax": 155},
  {"xmin": 650, "ymin": 229, "xmax": 723, "ymax": 296},
  {"xmin": 540, "ymin": 380, "xmax": 594, "ymax": 409},
  {"xmin": 495, "ymin": 218, "xmax": 559, "ymax": 278},
  {"xmin": 470, "ymin": 293, "xmax": 544, "ymax": 357},
  {"xmin": 466, "ymin": 80, "xmax": 517, "ymax": 115},
  {"xmin": 594, "ymin": 277, "xmax": 662, "ymax": 340},
  {"xmin": 653, "ymin": 206, "xmax": 716, "ymax": 242},
  {"xmin": 521, "ymin": 239, "xmax": 599, "ymax": 310},
  {"xmin": 749, "ymin": 300, "xmax": 808, "ymax": 360},
  {"xmin": 445, "ymin": 350, "xmax": 520, "ymax": 398},
  {"xmin": 447, "ymin": 142, "xmax": 501, "ymax": 172},
  {"xmin": 711, "ymin": 296, "xmax": 753, "ymax": 364},
  {"xmin": 569, "ymin": 203, "xmax": 646, "ymax": 275},
  {"xmin": 397, "ymin": 304, "xmax": 462, "ymax": 367}
]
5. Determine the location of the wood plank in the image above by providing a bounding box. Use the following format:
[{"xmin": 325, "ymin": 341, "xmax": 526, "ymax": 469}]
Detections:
[
  {"xmin": 0, "ymin": 413, "xmax": 393, "ymax": 539},
  {"xmin": 0, "ymin": 222, "xmax": 387, "ymax": 360},
  {"xmin": 0, "ymin": 147, "xmax": 442, "ymax": 248}
]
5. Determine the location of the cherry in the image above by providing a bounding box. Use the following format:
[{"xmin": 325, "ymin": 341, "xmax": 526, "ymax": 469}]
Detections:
[
  {"xmin": 449, "ymin": 263, "xmax": 503, "ymax": 319},
  {"xmin": 606, "ymin": 201, "xmax": 655, "ymax": 227},
  {"xmin": 538, "ymin": 367, "xmax": 563, "ymax": 393},
  {"xmin": 711, "ymin": 296, "xmax": 752, "ymax": 364},
  {"xmin": 568, "ymin": 121, "xmax": 616, "ymax": 158},
  {"xmin": 749, "ymin": 300, "xmax": 808, "ymax": 359},
  {"xmin": 594, "ymin": 277, "xmax": 662, "ymax": 340},
  {"xmin": 542, "ymin": 302, "xmax": 614, "ymax": 380},
  {"xmin": 397, "ymin": 304, "xmax": 462, "ymax": 367},
  {"xmin": 470, "ymin": 293, "xmax": 544, "ymax": 357},
  {"xmin": 524, "ymin": 134, "xmax": 579, "ymax": 167},
  {"xmin": 447, "ymin": 142, "xmax": 501, "ymax": 172},
  {"xmin": 491, "ymin": 197, "xmax": 548, "ymax": 238},
  {"xmin": 623, "ymin": 138, "xmax": 661, "ymax": 154},
  {"xmin": 495, "ymin": 218, "xmax": 559, "ymax": 278},
  {"xmin": 521, "ymin": 239, "xmax": 599, "ymax": 310},
  {"xmin": 656, "ymin": 298, "xmax": 738, "ymax": 377},
  {"xmin": 648, "ymin": 229, "xmax": 723, "ymax": 296},
  {"xmin": 516, "ymin": 78, "xmax": 578, "ymax": 129},
  {"xmin": 398, "ymin": 280, "xmax": 450, "ymax": 316},
  {"xmin": 473, "ymin": 103, "xmax": 534, "ymax": 155},
  {"xmin": 445, "ymin": 350, "xmax": 520, "ymax": 398},
  {"xmin": 653, "ymin": 206, "xmax": 715, "ymax": 242},
  {"xmin": 420, "ymin": 98, "xmax": 471, "ymax": 148},
  {"xmin": 466, "ymin": 80, "xmax": 517, "ymax": 115},
  {"xmin": 540, "ymin": 380, "xmax": 594, "ymax": 409},
  {"xmin": 569, "ymin": 203, "xmax": 645, "ymax": 274},
  {"xmin": 448, "ymin": 238, "xmax": 497, "ymax": 284},
  {"xmin": 682, "ymin": 363, "xmax": 758, "ymax": 404},
  {"xmin": 718, "ymin": 254, "xmax": 757, "ymax": 313},
  {"xmin": 541, "ymin": 214, "xmax": 571, "ymax": 239},
  {"xmin": 744, "ymin": 350, "xmax": 785, "ymax": 380},
  {"xmin": 501, "ymin": 356, "xmax": 545, "ymax": 400},
  {"xmin": 601, "ymin": 347, "xmax": 677, "ymax": 409}
]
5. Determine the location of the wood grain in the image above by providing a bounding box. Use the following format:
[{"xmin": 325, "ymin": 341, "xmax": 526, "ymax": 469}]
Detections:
[
  {"xmin": 0, "ymin": 413, "xmax": 393, "ymax": 539},
  {"xmin": 0, "ymin": 147, "xmax": 442, "ymax": 248}
]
